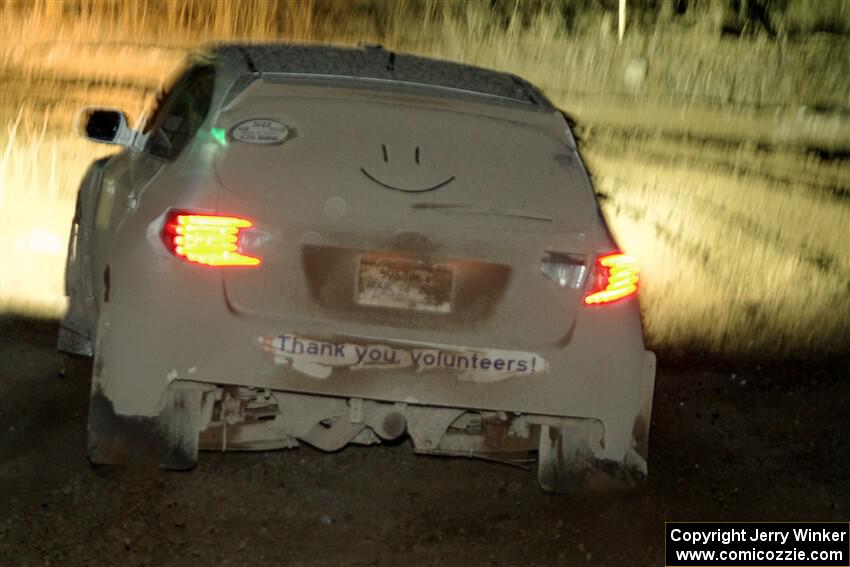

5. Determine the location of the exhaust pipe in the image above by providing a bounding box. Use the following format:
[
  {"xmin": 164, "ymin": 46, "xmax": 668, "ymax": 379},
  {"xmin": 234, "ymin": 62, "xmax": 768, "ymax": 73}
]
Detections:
[{"xmin": 378, "ymin": 412, "xmax": 407, "ymax": 440}]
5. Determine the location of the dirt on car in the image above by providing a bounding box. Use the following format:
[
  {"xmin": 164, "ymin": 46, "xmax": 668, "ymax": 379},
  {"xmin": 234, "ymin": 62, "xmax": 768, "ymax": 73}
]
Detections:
[{"xmin": 1, "ymin": 316, "xmax": 847, "ymax": 566}]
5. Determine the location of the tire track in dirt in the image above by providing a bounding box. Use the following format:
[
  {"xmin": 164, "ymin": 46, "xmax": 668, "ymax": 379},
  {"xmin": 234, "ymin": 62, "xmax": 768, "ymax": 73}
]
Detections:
[
  {"xmin": 1, "ymin": 67, "xmax": 158, "ymax": 93},
  {"xmin": 0, "ymin": 67, "xmax": 156, "ymax": 131},
  {"xmin": 605, "ymin": 178, "xmax": 850, "ymax": 286},
  {"xmin": 586, "ymin": 128, "xmax": 850, "ymax": 204},
  {"xmin": 595, "ymin": 155, "xmax": 850, "ymax": 354}
]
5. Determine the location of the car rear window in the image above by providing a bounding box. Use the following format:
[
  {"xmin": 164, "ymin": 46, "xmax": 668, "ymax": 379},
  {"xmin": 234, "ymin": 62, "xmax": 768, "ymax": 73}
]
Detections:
[{"xmin": 213, "ymin": 83, "xmax": 596, "ymax": 230}]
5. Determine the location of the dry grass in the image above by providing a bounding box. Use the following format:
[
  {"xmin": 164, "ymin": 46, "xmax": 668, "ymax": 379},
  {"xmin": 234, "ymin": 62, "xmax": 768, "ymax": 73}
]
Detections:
[
  {"xmin": 0, "ymin": 110, "xmax": 113, "ymax": 315},
  {"xmin": 1, "ymin": 0, "xmax": 848, "ymax": 357},
  {"xmin": 587, "ymin": 148, "xmax": 849, "ymax": 355}
]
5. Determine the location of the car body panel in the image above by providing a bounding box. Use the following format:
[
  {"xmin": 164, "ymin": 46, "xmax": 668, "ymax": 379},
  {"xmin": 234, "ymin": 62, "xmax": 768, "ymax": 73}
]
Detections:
[
  {"xmin": 214, "ymin": 80, "xmax": 600, "ymax": 354},
  {"xmin": 65, "ymin": 43, "xmax": 656, "ymax": 490}
]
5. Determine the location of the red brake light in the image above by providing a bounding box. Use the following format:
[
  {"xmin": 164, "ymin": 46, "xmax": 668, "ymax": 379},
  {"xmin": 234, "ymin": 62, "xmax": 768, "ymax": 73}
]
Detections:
[
  {"xmin": 583, "ymin": 253, "xmax": 638, "ymax": 305},
  {"xmin": 162, "ymin": 211, "xmax": 262, "ymax": 267}
]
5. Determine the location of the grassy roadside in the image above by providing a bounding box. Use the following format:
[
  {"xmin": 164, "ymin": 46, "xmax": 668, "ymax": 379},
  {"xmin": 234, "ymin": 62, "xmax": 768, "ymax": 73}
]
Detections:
[{"xmin": 1, "ymin": 0, "xmax": 848, "ymax": 356}]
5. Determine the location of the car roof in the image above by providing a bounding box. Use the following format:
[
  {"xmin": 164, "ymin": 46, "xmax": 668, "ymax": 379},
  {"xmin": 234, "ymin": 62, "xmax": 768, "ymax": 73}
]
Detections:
[{"xmin": 202, "ymin": 43, "xmax": 552, "ymax": 109}]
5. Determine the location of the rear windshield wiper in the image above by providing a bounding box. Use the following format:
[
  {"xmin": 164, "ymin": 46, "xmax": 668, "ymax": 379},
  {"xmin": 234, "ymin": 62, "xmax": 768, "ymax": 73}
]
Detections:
[{"xmin": 412, "ymin": 202, "xmax": 552, "ymax": 222}]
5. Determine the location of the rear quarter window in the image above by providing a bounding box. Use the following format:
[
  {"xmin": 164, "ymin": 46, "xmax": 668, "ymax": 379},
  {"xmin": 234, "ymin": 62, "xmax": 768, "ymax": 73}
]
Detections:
[{"xmin": 146, "ymin": 65, "xmax": 215, "ymax": 160}]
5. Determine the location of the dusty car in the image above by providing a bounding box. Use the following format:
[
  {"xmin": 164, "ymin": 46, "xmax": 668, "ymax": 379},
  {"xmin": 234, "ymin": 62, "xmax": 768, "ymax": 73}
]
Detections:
[{"xmin": 60, "ymin": 43, "xmax": 656, "ymax": 492}]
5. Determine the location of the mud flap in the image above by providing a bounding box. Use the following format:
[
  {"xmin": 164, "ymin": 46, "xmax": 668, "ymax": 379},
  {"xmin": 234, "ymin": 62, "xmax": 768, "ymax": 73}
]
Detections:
[
  {"xmin": 58, "ymin": 166, "xmax": 102, "ymax": 357},
  {"xmin": 87, "ymin": 383, "xmax": 207, "ymax": 470},
  {"xmin": 537, "ymin": 423, "xmax": 643, "ymax": 493},
  {"xmin": 633, "ymin": 350, "xmax": 657, "ymax": 461}
]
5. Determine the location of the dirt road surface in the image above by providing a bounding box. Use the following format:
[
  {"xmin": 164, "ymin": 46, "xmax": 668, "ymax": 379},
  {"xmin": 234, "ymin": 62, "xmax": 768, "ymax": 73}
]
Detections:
[{"xmin": 0, "ymin": 317, "xmax": 847, "ymax": 566}]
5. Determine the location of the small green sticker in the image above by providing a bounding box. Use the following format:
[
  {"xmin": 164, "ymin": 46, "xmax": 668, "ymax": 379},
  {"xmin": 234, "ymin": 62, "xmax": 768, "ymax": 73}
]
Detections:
[{"xmin": 210, "ymin": 127, "xmax": 228, "ymax": 146}]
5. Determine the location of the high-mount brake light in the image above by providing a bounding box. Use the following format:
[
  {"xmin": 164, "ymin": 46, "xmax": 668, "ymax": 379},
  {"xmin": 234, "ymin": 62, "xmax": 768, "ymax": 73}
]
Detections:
[
  {"xmin": 162, "ymin": 212, "xmax": 262, "ymax": 267},
  {"xmin": 583, "ymin": 252, "xmax": 639, "ymax": 305}
]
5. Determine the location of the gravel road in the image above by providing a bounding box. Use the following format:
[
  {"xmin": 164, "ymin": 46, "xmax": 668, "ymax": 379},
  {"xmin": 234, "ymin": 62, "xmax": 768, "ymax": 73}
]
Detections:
[{"xmin": 1, "ymin": 317, "xmax": 847, "ymax": 566}]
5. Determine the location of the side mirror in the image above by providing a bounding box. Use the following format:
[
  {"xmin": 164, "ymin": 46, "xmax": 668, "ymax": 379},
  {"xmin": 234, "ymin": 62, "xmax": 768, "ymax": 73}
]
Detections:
[{"xmin": 76, "ymin": 107, "xmax": 134, "ymax": 146}]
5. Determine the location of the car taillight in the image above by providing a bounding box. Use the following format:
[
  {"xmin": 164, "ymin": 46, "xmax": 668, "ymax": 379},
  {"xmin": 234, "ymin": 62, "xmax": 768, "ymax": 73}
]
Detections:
[
  {"xmin": 583, "ymin": 252, "xmax": 638, "ymax": 305},
  {"xmin": 162, "ymin": 211, "xmax": 262, "ymax": 267}
]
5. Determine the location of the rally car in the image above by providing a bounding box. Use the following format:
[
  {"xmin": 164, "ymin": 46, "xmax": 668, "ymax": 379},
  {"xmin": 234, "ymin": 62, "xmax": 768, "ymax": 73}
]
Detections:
[{"xmin": 60, "ymin": 43, "xmax": 656, "ymax": 492}]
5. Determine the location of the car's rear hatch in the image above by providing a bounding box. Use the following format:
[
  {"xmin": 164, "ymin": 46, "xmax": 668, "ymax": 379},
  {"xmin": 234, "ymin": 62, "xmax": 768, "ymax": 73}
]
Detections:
[{"xmin": 214, "ymin": 79, "xmax": 599, "ymax": 348}]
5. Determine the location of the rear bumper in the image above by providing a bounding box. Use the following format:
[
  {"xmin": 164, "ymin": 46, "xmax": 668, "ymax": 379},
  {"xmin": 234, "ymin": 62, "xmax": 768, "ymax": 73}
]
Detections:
[
  {"xmin": 92, "ymin": 260, "xmax": 655, "ymax": 464},
  {"xmin": 88, "ymin": 379, "xmax": 653, "ymax": 490}
]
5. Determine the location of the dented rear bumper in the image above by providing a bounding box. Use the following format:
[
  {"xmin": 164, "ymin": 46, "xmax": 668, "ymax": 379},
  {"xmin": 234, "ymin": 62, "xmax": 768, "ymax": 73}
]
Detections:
[
  {"xmin": 91, "ymin": 313, "xmax": 654, "ymax": 480},
  {"xmin": 89, "ymin": 255, "xmax": 655, "ymax": 481},
  {"xmin": 90, "ymin": 375, "xmax": 653, "ymax": 489}
]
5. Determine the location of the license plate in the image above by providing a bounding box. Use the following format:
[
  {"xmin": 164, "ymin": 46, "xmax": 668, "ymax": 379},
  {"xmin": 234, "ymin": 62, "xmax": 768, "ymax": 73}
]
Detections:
[{"xmin": 357, "ymin": 257, "xmax": 452, "ymax": 313}]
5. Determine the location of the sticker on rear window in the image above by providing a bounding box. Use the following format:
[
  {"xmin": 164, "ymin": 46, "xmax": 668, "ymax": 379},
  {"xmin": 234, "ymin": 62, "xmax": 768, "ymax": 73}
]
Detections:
[{"xmin": 230, "ymin": 119, "xmax": 289, "ymax": 144}]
